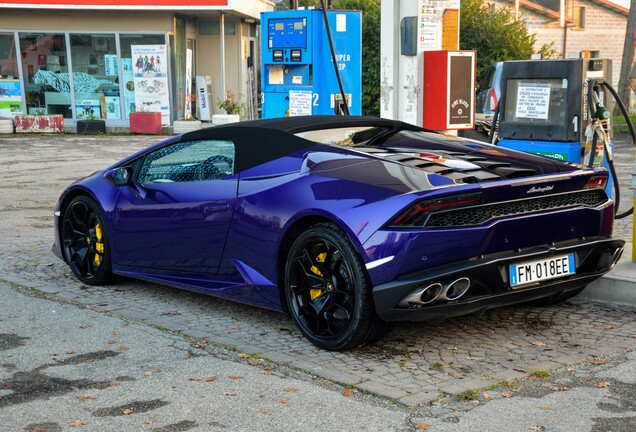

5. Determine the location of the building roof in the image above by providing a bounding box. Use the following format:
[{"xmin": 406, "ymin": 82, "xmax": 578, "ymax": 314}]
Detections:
[{"xmin": 519, "ymin": 0, "xmax": 629, "ymax": 18}]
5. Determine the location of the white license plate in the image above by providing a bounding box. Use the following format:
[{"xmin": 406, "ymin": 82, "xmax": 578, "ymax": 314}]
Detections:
[{"xmin": 509, "ymin": 253, "xmax": 576, "ymax": 288}]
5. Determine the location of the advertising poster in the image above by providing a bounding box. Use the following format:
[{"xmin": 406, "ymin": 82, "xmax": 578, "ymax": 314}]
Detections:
[
  {"xmin": 289, "ymin": 90, "xmax": 312, "ymax": 116},
  {"xmin": 131, "ymin": 44, "xmax": 170, "ymax": 124},
  {"xmin": 516, "ymin": 83, "xmax": 551, "ymax": 120},
  {"xmin": 121, "ymin": 58, "xmax": 136, "ymax": 119},
  {"xmin": 104, "ymin": 54, "xmax": 118, "ymax": 76},
  {"xmin": 418, "ymin": 0, "xmax": 460, "ymax": 51},
  {"xmin": 185, "ymin": 48, "xmax": 192, "ymax": 119},
  {"xmin": 0, "ymin": 78, "xmax": 24, "ymax": 117}
]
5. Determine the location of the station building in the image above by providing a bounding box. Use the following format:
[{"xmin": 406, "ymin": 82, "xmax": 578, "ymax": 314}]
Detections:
[{"xmin": 0, "ymin": 0, "xmax": 274, "ymax": 128}]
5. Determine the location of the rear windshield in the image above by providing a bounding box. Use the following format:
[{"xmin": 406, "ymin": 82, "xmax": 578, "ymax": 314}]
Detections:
[{"xmin": 295, "ymin": 126, "xmax": 391, "ymax": 147}]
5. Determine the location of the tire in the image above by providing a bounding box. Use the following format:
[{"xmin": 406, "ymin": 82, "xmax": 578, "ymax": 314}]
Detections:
[
  {"xmin": 284, "ymin": 223, "xmax": 387, "ymax": 350},
  {"xmin": 61, "ymin": 196, "xmax": 115, "ymax": 286}
]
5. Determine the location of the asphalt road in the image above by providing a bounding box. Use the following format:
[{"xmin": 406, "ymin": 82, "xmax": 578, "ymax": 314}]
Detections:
[{"xmin": 0, "ymin": 133, "xmax": 635, "ymax": 431}]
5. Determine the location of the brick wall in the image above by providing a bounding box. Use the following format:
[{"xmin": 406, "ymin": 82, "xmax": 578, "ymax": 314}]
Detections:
[{"xmin": 487, "ymin": 0, "xmax": 627, "ymax": 87}]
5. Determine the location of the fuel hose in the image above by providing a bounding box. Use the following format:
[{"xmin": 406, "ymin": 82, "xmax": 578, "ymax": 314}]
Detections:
[{"xmin": 587, "ymin": 79, "xmax": 636, "ymax": 219}]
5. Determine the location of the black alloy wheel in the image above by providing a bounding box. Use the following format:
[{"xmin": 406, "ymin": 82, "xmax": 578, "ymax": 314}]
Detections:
[
  {"xmin": 62, "ymin": 196, "xmax": 114, "ymax": 285},
  {"xmin": 285, "ymin": 223, "xmax": 386, "ymax": 351}
]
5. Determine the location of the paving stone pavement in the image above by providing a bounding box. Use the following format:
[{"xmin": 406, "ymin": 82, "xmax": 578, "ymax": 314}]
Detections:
[{"xmin": 1, "ymin": 133, "xmax": 636, "ymax": 407}]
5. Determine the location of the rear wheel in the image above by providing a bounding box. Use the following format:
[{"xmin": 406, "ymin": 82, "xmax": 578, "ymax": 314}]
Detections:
[
  {"xmin": 284, "ymin": 223, "xmax": 387, "ymax": 350},
  {"xmin": 61, "ymin": 196, "xmax": 114, "ymax": 286}
]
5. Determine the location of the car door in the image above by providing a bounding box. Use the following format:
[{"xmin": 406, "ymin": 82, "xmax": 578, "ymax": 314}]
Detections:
[{"xmin": 112, "ymin": 138, "xmax": 237, "ymax": 275}]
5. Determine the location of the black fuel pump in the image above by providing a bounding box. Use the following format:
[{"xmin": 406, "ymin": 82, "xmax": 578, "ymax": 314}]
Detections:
[{"xmin": 492, "ymin": 58, "xmax": 636, "ymax": 219}]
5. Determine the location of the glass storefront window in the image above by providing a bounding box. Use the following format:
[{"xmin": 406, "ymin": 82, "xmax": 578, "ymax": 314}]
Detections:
[
  {"xmin": 118, "ymin": 34, "xmax": 166, "ymax": 119},
  {"xmin": 70, "ymin": 34, "xmax": 120, "ymax": 119},
  {"xmin": 0, "ymin": 33, "xmax": 24, "ymax": 117},
  {"xmin": 20, "ymin": 33, "xmax": 71, "ymax": 117}
]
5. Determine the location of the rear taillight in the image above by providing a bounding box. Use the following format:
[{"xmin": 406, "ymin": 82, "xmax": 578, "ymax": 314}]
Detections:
[
  {"xmin": 391, "ymin": 193, "xmax": 482, "ymax": 227},
  {"xmin": 585, "ymin": 175, "xmax": 608, "ymax": 189},
  {"xmin": 489, "ymin": 89, "xmax": 498, "ymax": 112}
]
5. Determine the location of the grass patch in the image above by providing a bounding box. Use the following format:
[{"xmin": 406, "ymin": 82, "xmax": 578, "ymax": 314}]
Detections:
[
  {"xmin": 457, "ymin": 388, "xmax": 480, "ymax": 401},
  {"xmin": 529, "ymin": 369, "xmax": 551, "ymax": 379}
]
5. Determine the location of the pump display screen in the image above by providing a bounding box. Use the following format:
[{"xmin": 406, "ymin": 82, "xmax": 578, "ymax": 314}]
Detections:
[
  {"xmin": 268, "ymin": 18, "xmax": 307, "ymax": 49},
  {"xmin": 504, "ymin": 79, "xmax": 567, "ymax": 125}
]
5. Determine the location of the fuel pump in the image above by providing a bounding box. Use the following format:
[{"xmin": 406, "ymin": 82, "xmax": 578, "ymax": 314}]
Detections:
[
  {"xmin": 260, "ymin": 9, "xmax": 362, "ymax": 118},
  {"xmin": 494, "ymin": 58, "xmax": 636, "ymax": 218}
]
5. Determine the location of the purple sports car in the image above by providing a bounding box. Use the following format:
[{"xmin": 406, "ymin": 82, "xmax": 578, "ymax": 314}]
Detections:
[{"xmin": 53, "ymin": 116, "xmax": 624, "ymax": 350}]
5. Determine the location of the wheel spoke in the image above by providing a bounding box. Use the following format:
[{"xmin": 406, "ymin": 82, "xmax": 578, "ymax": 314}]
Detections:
[{"xmin": 324, "ymin": 305, "xmax": 350, "ymax": 335}]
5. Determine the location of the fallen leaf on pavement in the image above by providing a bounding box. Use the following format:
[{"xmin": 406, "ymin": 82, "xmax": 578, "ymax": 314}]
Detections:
[
  {"xmin": 66, "ymin": 350, "xmax": 75, "ymax": 355},
  {"xmin": 76, "ymin": 396, "xmax": 97, "ymax": 401},
  {"xmin": 108, "ymin": 381, "xmax": 121, "ymax": 387},
  {"xmin": 262, "ymin": 371, "xmax": 272, "ymax": 375},
  {"xmin": 280, "ymin": 399, "xmax": 289, "ymax": 404},
  {"xmin": 540, "ymin": 406, "xmax": 551, "ymax": 411},
  {"xmin": 117, "ymin": 346, "xmax": 129, "ymax": 352},
  {"xmin": 146, "ymin": 419, "xmax": 157, "ymax": 425},
  {"xmin": 415, "ymin": 424, "xmax": 431, "ymax": 430},
  {"xmin": 189, "ymin": 377, "xmax": 203, "ymax": 381},
  {"xmin": 229, "ymin": 375, "xmax": 243, "ymax": 380},
  {"xmin": 549, "ymin": 386, "xmax": 569, "ymax": 392},
  {"xmin": 144, "ymin": 372, "xmax": 152, "ymax": 377},
  {"xmin": 531, "ymin": 341, "xmax": 546, "ymax": 347},
  {"xmin": 466, "ymin": 356, "xmax": 477, "ymax": 361},
  {"xmin": 260, "ymin": 408, "xmax": 269, "ymax": 414},
  {"xmin": 248, "ymin": 359, "xmax": 260, "ymax": 366},
  {"xmin": 37, "ymin": 371, "xmax": 49, "ymax": 376},
  {"xmin": 205, "ymin": 376, "xmax": 217, "ymax": 382},
  {"xmin": 591, "ymin": 360, "xmax": 607, "ymax": 366},
  {"xmin": 156, "ymin": 368, "xmax": 161, "ymax": 373},
  {"xmin": 112, "ymin": 331, "xmax": 119, "ymax": 335},
  {"xmin": 122, "ymin": 409, "xmax": 133, "ymax": 415},
  {"xmin": 529, "ymin": 426, "xmax": 545, "ymax": 431},
  {"xmin": 285, "ymin": 387, "xmax": 298, "ymax": 393},
  {"xmin": 597, "ymin": 382, "xmax": 611, "ymax": 388},
  {"xmin": 79, "ymin": 324, "xmax": 92, "ymax": 329},
  {"xmin": 501, "ymin": 391, "xmax": 513, "ymax": 398},
  {"xmin": 483, "ymin": 393, "xmax": 492, "ymax": 399},
  {"xmin": 238, "ymin": 353, "xmax": 250, "ymax": 359},
  {"xmin": 343, "ymin": 389, "xmax": 354, "ymax": 397},
  {"xmin": 69, "ymin": 421, "xmax": 89, "ymax": 427},
  {"xmin": 223, "ymin": 392, "xmax": 238, "ymax": 396}
]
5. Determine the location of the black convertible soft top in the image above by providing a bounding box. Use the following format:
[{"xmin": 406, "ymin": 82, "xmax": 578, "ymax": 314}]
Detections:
[
  {"xmin": 210, "ymin": 115, "xmax": 424, "ymax": 134},
  {"xmin": 177, "ymin": 116, "xmax": 425, "ymax": 173}
]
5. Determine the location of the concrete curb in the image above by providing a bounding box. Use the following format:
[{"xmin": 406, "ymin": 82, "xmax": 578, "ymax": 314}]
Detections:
[{"xmin": 580, "ymin": 241, "xmax": 636, "ymax": 307}]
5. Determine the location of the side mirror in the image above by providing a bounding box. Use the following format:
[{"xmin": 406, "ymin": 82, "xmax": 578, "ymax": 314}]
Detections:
[{"xmin": 104, "ymin": 167, "xmax": 132, "ymax": 187}]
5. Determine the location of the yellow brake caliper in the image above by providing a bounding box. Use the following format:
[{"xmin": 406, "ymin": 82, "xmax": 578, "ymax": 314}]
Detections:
[
  {"xmin": 94, "ymin": 223, "xmax": 104, "ymax": 266},
  {"xmin": 309, "ymin": 252, "xmax": 327, "ymax": 300}
]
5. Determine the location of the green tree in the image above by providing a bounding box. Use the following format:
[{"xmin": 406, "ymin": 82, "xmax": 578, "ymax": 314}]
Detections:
[
  {"xmin": 333, "ymin": 0, "xmax": 381, "ymax": 116},
  {"xmin": 460, "ymin": 0, "xmax": 537, "ymax": 82}
]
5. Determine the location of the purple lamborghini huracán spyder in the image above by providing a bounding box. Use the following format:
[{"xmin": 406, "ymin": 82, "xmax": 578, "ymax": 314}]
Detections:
[{"xmin": 53, "ymin": 116, "xmax": 624, "ymax": 350}]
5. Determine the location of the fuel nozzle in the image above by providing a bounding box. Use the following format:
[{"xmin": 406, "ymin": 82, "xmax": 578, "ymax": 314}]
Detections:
[{"xmin": 592, "ymin": 90, "xmax": 610, "ymax": 120}]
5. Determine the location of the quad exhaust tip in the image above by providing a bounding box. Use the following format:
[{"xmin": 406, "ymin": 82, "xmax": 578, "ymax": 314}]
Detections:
[
  {"xmin": 399, "ymin": 277, "xmax": 472, "ymax": 307},
  {"xmin": 398, "ymin": 283, "xmax": 443, "ymax": 307},
  {"xmin": 439, "ymin": 277, "xmax": 471, "ymax": 301},
  {"xmin": 611, "ymin": 246, "xmax": 624, "ymax": 268}
]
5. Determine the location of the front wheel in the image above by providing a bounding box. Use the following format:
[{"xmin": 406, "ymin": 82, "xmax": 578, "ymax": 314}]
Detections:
[
  {"xmin": 61, "ymin": 196, "xmax": 115, "ymax": 286},
  {"xmin": 284, "ymin": 223, "xmax": 387, "ymax": 350}
]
